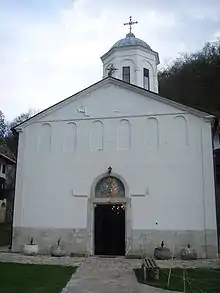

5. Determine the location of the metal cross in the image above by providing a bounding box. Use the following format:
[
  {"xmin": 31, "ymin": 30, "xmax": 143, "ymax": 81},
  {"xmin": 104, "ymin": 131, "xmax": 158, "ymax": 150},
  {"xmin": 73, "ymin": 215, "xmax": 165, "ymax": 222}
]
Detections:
[
  {"xmin": 124, "ymin": 16, "xmax": 138, "ymax": 34},
  {"xmin": 107, "ymin": 64, "xmax": 118, "ymax": 77}
]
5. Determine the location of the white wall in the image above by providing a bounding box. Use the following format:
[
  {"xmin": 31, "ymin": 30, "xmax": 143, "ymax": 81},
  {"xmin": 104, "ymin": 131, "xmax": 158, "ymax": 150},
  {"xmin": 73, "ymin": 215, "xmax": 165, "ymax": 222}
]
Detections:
[{"xmin": 13, "ymin": 83, "xmax": 216, "ymax": 236}]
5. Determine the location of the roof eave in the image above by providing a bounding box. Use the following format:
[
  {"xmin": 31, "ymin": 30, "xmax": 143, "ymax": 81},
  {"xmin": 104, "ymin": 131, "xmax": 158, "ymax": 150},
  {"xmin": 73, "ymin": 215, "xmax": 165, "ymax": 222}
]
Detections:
[
  {"xmin": 109, "ymin": 77, "xmax": 214, "ymax": 119},
  {"xmin": 14, "ymin": 77, "xmax": 110, "ymax": 130},
  {"xmin": 14, "ymin": 77, "xmax": 215, "ymax": 130},
  {"xmin": 0, "ymin": 153, "xmax": 16, "ymax": 164},
  {"xmin": 101, "ymin": 46, "xmax": 159, "ymax": 62}
]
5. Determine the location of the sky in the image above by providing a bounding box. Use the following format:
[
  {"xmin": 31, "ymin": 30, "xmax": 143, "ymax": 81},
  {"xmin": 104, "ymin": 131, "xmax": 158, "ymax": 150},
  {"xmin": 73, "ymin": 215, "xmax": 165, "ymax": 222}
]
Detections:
[{"xmin": 0, "ymin": 0, "xmax": 220, "ymax": 121}]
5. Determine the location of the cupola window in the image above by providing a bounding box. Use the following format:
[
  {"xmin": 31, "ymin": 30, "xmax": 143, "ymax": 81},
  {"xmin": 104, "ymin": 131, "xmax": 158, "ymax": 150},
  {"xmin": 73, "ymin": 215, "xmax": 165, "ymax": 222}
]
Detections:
[
  {"xmin": 2, "ymin": 165, "xmax": 6, "ymax": 174},
  {"xmin": 122, "ymin": 66, "xmax": 130, "ymax": 83},
  {"xmin": 143, "ymin": 68, "xmax": 150, "ymax": 90}
]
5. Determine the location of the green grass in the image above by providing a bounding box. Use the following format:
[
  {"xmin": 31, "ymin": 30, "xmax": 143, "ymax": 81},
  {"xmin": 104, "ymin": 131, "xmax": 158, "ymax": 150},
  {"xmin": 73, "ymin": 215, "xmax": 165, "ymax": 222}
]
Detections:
[
  {"xmin": 134, "ymin": 267, "xmax": 220, "ymax": 293},
  {"xmin": 0, "ymin": 223, "xmax": 11, "ymax": 246},
  {"xmin": 0, "ymin": 262, "xmax": 77, "ymax": 293}
]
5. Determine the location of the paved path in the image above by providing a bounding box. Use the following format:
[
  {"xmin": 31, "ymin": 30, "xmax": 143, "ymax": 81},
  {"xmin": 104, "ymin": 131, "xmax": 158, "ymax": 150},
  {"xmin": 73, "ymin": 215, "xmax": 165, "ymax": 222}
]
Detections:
[
  {"xmin": 1, "ymin": 253, "xmax": 220, "ymax": 292},
  {"xmin": 61, "ymin": 257, "xmax": 178, "ymax": 293},
  {"xmin": 0, "ymin": 252, "xmax": 219, "ymax": 269},
  {"xmin": 0, "ymin": 252, "xmax": 84, "ymax": 266}
]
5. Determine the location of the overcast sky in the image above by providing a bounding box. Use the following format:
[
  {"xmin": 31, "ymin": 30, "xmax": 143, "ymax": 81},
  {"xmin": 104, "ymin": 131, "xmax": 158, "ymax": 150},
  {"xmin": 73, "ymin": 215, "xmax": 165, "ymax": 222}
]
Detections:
[{"xmin": 1, "ymin": 0, "xmax": 220, "ymax": 120}]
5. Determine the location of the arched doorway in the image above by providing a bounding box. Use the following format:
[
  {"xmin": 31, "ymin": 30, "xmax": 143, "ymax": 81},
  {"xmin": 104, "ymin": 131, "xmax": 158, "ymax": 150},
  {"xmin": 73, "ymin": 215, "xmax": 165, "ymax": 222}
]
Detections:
[{"xmin": 94, "ymin": 176, "xmax": 126, "ymax": 256}]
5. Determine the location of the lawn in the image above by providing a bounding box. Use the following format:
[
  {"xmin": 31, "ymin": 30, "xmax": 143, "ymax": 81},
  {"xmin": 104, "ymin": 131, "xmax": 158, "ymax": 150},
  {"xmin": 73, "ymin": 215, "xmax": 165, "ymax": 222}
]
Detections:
[
  {"xmin": 0, "ymin": 262, "xmax": 76, "ymax": 293},
  {"xmin": 134, "ymin": 267, "xmax": 220, "ymax": 293},
  {"xmin": 0, "ymin": 223, "xmax": 11, "ymax": 246}
]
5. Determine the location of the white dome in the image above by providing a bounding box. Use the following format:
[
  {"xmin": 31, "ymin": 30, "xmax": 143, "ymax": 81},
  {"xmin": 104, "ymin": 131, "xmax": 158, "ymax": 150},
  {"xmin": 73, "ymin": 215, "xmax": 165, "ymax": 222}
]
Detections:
[{"xmin": 111, "ymin": 33, "xmax": 152, "ymax": 51}]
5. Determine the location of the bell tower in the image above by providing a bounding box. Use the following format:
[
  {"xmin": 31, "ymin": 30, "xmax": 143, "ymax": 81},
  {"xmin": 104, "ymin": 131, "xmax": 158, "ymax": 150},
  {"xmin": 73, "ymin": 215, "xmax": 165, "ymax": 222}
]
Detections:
[{"xmin": 100, "ymin": 17, "xmax": 160, "ymax": 93}]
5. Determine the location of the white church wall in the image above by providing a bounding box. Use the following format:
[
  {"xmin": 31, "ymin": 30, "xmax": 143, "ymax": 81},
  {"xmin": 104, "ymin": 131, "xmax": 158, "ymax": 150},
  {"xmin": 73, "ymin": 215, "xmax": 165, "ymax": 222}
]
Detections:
[
  {"xmin": 201, "ymin": 122, "xmax": 217, "ymax": 229},
  {"xmin": 13, "ymin": 84, "xmax": 217, "ymax": 257},
  {"xmin": 13, "ymin": 130, "xmax": 26, "ymax": 227}
]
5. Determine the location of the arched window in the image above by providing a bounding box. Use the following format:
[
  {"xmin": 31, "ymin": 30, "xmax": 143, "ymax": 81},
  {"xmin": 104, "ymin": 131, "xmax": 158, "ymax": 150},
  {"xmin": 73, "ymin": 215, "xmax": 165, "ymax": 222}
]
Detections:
[
  {"xmin": 95, "ymin": 176, "xmax": 125, "ymax": 198},
  {"xmin": 122, "ymin": 66, "xmax": 130, "ymax": 83},
  {"xmin": 143, "ymin": 68, "xmax": 150, "ymax": 90}
]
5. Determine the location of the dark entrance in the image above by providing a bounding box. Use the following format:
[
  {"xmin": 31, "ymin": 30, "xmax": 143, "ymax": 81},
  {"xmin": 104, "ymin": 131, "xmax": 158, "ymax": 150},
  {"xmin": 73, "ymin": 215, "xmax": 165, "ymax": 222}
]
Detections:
[{"xmin": 94, "ymin": 204, "xmax": 125, "ymax": 256}]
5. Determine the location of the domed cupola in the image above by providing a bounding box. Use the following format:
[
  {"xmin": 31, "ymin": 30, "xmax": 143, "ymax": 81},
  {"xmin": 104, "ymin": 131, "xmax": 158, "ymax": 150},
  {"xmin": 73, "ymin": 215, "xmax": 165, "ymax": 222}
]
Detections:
[
  {"xmin": 111, "ymin": 32, "xmax": 153, "ymax": 52},
  {"xmin": 100, "ymin": 17, "xmax": 160, "ymax": 93}
]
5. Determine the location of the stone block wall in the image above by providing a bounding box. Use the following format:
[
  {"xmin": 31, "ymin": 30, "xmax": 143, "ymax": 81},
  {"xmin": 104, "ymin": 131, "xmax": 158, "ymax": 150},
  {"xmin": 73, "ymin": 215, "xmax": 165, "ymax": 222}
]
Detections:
[{"xmin": 12, "ymin": 227, "xmax": 218, "ymax": 259}]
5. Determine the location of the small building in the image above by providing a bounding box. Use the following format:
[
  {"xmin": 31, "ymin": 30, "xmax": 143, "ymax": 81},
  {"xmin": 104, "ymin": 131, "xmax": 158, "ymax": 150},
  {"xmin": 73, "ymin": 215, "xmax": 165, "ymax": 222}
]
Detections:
[{"xmin": 0, "ymin": 152, "xmax": 16, "ymax": 200}]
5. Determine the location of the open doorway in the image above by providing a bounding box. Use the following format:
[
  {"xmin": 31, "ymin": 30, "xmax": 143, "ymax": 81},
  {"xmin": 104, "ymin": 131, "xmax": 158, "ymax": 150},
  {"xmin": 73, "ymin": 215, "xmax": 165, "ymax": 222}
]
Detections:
[{"xmin": 94, "ymin": 204, "xmax": 125, "ymax": 256}]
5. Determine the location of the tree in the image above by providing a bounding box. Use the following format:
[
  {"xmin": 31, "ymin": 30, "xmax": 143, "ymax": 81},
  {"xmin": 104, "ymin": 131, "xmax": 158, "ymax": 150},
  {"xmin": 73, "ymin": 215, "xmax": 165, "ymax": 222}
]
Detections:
[
  {"xmin": 0, "ymin": 109, "xmax": 15, "ymax": 161},
  {"xmin": 0, "ymin": 110, "xmax": 6, "ymax": 141},
  {"xmin": 158, "ymin": 39, "xmax": 220, "ymax": 115},
  {"xmin": 5, "ymin": 109, "xmax": 38, "ymax": 157},
  {"xmin": 9, "ymin": 109, "xmax": 37, "ymax": 130}
]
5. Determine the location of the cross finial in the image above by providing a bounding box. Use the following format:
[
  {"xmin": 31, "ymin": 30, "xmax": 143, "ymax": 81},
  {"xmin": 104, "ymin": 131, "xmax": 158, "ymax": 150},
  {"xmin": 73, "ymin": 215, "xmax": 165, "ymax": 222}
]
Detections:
[
  {"xmin": 107, "ymin": 63, "xmax": 118, "ymax": 77},
  {"xmin": 124, "ymin": 16, "xmax": 138, "ymax": 34}
]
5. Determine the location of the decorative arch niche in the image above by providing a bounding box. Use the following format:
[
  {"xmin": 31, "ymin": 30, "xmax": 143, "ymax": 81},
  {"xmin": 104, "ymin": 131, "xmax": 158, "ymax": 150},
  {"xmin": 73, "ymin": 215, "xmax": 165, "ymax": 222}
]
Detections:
[
  {"xmin": 146, "ymin": 117, "xmax": 159, "ymax": 148},
  {"xmin": 173, "ymin": 115, "xmax": 188, "ymax": 147},
  {"xmin": 64, "ymin": 122, "xmax": 77, "ymax": 153},
  {"xmin": 95, "ymin": 176, "xmax": 125, "ymax": 198},
  {"xmin": 117, "ymin": 119, "xmax": 131, "ymax": 150},
  {"xmin": 90, "ymin": 120, "xmax": 104, "ymax": 151},
  {"xmin": 120, "ymin": 58, "xmax": 136, "ymax": 83},
  {"xmin": 38, "ymin": 123, "xmax": 52, "ymax": 153}
]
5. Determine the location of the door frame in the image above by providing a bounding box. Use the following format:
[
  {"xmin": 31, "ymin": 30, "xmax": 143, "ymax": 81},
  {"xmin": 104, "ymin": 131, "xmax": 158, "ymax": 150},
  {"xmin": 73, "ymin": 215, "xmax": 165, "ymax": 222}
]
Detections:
[{"xmin": 87, "ymin": 173, "xmax": 131, "ymax": 256}]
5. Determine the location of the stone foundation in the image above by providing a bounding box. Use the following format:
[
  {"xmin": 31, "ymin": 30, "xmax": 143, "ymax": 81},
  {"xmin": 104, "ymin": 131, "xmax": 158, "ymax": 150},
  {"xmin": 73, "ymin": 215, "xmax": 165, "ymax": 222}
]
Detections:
[
  {"xmin": 12, "ymin": 227, "xmax": 218, "ymax": 259},
  {"xmin": 13, "ymin": 227, "xmax": 88, "ymax": 255},
  {"xmin": 130, "ymin": 229, "xmax": 218, "ymax": 259}
]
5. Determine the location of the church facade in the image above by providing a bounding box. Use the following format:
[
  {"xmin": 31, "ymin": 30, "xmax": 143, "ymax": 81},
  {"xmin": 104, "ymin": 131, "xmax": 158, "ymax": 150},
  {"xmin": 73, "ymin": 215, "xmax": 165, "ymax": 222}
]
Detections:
[{"xmin": 12, "ymin": 24, "xmax": 218, "ymax": 258}]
